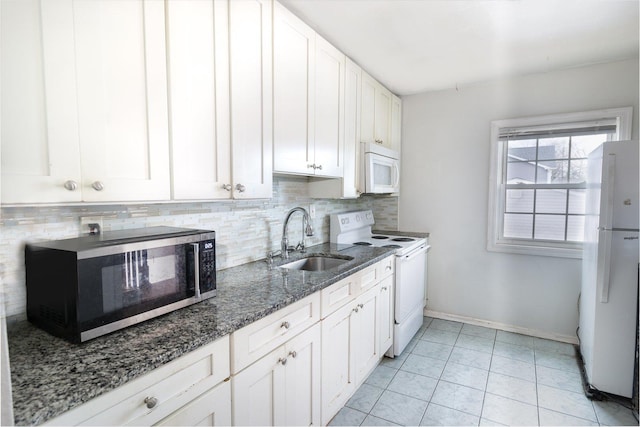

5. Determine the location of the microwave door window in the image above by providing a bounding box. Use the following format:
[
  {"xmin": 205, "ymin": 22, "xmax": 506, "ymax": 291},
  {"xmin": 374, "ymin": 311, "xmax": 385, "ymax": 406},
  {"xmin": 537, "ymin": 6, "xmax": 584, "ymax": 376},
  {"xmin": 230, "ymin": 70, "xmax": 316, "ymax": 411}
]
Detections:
[
  {"xmin": 78, "ymin": 245, "xmax": 192, "ymax": 328},
  {"xmin": 374, "ymin": 163, "xmax": 392, "ymax": 186}
]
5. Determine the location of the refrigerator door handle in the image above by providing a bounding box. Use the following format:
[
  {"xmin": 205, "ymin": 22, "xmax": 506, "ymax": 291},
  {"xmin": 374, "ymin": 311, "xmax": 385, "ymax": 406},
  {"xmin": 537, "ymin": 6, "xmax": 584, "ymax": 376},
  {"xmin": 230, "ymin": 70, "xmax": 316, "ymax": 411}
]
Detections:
[
  {"xmin": 598, "ymin": 227, "xmax": 640, "ymax": 232},
  {"xmin": 599, "ymin": 230, "xmax": 613, "ymax": 303}
]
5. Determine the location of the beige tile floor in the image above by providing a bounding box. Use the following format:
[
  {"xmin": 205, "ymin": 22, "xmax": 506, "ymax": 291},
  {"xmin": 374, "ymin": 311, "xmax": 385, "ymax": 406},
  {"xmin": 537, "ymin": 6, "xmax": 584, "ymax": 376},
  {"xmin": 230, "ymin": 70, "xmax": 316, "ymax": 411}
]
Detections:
[{"xmin": 329, "ymin": 317, "xmax": 639, "ymax": 426}]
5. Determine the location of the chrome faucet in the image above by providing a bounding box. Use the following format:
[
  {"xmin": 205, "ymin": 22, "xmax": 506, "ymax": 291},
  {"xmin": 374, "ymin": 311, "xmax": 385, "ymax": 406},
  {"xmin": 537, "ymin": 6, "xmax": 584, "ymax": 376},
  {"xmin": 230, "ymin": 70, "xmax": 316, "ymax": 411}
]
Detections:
[{"xmin": 281, "ymin": 207, "xmax": 314, "ymax": 259}]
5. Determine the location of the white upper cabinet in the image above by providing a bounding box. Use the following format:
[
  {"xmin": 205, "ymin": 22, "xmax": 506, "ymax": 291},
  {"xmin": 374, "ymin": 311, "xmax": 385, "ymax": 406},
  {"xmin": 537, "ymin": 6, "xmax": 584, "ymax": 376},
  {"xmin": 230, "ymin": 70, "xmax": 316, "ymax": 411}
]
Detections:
[
  {"xmin": 1, "ymin": 0, "xmax": 170, "ymax": 204},
  {"xmin": 312, "ymin": 35, "xmax": 345, "ymax": 178},
  {"xmin": 168, "ymin": 0, "xmax": 272, "ymax": 201},
  {"xmin": 361, "ymin": 71, "xmax": 396, "ymax": 151},
  {"xmin": 228, "ymin": 0, "xmax": 274, "ymax": 199},
  {"xmin": 308, "ymin": 57, "xmax": 360, "ymax": 199},
  {"xmin": 273, "ymin": 4, "xmax": 344, "ymax": 178},
  {"xmin": 73, "ymin": 0, "xmax": 171, "ymax": 202},
  {"xmin": 273, "ymin": 3, "xmax": 315, "ymax": 176},
  {"xmin": 1, "ymin": 0, "xmax": 82, "ymax": 204},
  {"xmin": 167, "ymin": 0, "xmax": 232, "ymax": 200},
  {"xmin": 390, "ymin": 94, "xmax": 402, "ymax": 153}
]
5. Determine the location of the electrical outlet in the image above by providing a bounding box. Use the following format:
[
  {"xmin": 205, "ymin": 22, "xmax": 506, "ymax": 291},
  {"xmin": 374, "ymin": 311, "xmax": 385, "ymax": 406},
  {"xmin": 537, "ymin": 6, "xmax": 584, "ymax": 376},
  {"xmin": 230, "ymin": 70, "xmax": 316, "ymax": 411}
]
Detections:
[
  {"xmin": 80, "ymin": 216, "xmax": 103, "ymax": 235},
  {"xmin": 309, "ymin": 204, "xmax": 316, "ymax": 219}
]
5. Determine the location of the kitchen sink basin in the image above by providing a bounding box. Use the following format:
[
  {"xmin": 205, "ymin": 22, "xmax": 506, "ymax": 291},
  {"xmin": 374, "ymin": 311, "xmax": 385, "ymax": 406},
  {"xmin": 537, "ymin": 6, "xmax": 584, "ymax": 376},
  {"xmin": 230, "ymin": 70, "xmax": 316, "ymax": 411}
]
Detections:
[{"xmin": 279, "ymin": 255, "xmax": 354, "ymax": 272}]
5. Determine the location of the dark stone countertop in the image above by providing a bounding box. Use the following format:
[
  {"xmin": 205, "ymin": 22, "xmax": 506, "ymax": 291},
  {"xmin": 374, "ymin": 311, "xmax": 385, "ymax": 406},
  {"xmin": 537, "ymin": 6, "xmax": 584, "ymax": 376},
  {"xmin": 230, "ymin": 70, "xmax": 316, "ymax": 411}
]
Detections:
[
  {"xmin": 7, "ymin": 243, "xmax": 394, "ymax": 426},
  {"xmin": 372, "ymin": 229, "xmax": 430, "ymax": 239}
]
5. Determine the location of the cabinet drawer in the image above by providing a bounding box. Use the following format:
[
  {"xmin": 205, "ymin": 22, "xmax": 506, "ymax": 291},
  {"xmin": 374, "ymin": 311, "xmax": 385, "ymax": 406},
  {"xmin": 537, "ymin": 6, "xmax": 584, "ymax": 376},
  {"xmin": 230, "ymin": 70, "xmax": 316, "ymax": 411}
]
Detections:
[
  {"xmin": 376, "ymin": 256, "xmax": 395, "ymax": 279},
  {"xmin": 320, "ymin": 275, "xmax": 357, "ymax": 319},
  {"xmin": 46, "ymin": 336, "xmax": 230, "ymax": 426},
  {"xmin": 231, "ymin": 293, "xmax": 320, "ymax": 373},
  {"xmin": 355, "ymin": 263, "xmax": 378, "ymax": 293}
]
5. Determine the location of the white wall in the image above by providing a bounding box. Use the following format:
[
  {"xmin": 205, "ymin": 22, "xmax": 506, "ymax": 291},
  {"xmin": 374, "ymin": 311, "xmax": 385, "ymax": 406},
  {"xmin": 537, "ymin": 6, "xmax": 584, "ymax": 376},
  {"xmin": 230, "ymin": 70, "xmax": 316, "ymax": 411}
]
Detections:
[{"xmin": 400, "ymin": 58, "xmax": 639, "ymax": 341}]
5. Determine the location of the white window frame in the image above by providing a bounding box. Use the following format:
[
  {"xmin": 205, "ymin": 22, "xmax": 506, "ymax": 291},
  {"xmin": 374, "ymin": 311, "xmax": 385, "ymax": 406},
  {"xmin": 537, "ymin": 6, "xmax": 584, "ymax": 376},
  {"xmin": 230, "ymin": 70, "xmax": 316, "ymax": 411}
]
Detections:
[{"xmin": 487, "ymin": 107, "xmax": 633, "ymax": 258}]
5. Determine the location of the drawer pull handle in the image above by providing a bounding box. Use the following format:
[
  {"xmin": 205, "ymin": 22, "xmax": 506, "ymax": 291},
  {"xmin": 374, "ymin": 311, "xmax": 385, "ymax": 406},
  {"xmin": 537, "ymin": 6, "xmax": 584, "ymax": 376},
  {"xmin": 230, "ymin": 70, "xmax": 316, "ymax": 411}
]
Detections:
[
  {"xmin": 144, "ymin": 396, "xmax": 158, "ymax": 409},
  {"xmin": 381, "ymin": 286, "xmax": 388, "ymax": 291},
  {"xmin": 385, "ymin": 265, "xmax": 392, "ymax": 271},
  {"xmin": 353, "ymin": 307, "xmax": 359, "ymax": 313},
  {"xmin": 278, "ymin": 357, "xmax": 287, "ymax": 366},
  {"xmin": 281, "ymin": 321, "xmax": 290, "ymax": 329},
  {"xmin": 288, "ymin": 351, "xmax": 297, "ymax": 358},
  {"xmin": 358, "ymin": 303, "xmax": 364, "ymax": 309}
]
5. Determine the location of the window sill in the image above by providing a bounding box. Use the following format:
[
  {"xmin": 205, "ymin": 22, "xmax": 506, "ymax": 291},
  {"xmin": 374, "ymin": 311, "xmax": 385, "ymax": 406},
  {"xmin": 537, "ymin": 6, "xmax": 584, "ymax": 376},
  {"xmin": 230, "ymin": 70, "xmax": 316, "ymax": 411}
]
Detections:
[{"xmin": 487, "ymin": 240, "xmax": 583, "ymax": 259}]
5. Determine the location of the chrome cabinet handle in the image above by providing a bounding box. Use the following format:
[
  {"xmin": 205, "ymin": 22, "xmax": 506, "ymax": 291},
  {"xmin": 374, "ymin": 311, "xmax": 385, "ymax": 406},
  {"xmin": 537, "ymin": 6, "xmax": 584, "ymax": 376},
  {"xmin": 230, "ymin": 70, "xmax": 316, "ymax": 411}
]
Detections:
[
  {"xmin": 381, "ymin": 286, "xmax": 388, "ymax": 291},
  {"xmin": 358, "ymin": 303, "xmax": 364, "ymax": 309},
  {"xmin": 375, "ymin": 139, "xmax": 383, "ymax": 144},
  {"xmin": 278, "ymin": 357, "xmax": 287, "ymax": 366},
  {"xmin": 316, "ymin": 164, "xmax": 322, "ymax": 170},
  {"xmin": 624, "ymin": 236, "xmax": 639, "ymax": 240},
  {"xmin": 352, "ymin": 307, "xmax": 359, "ymax": 313},
  {"xmin": 281, "ymin": 321, "xmax": 290, "ymax": 329},
  {"xmin": 91, "ymin": 181, "xmax": 105, "ymax": 191},
  {"xmin": 63, "ymin": 180, "xmax": 78, "ymax": 191},
  {"xmin": 288, "ymin": 351, "xmax": 297, "ymax": 358},
  {"xmin": 385, "ymin": 265, "xmax": 392, "ymax": 271},
  {"xmin": 144, "ymin": 396, "xmax": 158, "ymax": 409},
  {"xmin": 235, "ymin": 183, "xmax": 246, "ymax": 193},
  {"xmin": 307, "ymin": 164, "xmax": 315, "ymax": 169},
  {"xmin": 222, "ymin": 183, "xmax": 232, "ymax": 191}
]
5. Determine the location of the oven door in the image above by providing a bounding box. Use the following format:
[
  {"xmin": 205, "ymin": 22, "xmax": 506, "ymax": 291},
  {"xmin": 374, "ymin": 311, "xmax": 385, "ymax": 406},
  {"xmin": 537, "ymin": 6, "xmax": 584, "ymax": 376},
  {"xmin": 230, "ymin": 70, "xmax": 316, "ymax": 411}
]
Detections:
[{"xmin": 365, "ymin": 152, "xmax": 400, "ymax": 194}]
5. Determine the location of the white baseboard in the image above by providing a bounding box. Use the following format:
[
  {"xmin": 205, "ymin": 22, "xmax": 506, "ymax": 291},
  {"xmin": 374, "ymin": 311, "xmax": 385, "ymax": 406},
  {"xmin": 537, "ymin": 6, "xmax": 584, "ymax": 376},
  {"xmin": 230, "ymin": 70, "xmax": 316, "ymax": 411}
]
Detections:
[{"xmin": 424, "ymin": 309, "xmax": 579, "ymax": 345}]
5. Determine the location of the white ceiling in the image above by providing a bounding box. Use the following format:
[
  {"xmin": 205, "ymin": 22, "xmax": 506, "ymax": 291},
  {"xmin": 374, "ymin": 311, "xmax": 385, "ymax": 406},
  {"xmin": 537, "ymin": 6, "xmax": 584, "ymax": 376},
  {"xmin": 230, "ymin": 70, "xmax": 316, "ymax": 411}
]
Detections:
[{"xmin": 279, "ymin": 0, "xmax": 640, "ymax": 96}]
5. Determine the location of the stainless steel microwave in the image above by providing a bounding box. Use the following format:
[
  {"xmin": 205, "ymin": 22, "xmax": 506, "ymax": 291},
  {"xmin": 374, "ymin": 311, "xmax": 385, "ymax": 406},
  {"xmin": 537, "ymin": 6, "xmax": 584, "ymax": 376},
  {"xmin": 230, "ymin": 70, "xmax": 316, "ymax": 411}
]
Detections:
[{"xmin": 25, "ymin": 227, "xmax": 216, "ymax": 343}]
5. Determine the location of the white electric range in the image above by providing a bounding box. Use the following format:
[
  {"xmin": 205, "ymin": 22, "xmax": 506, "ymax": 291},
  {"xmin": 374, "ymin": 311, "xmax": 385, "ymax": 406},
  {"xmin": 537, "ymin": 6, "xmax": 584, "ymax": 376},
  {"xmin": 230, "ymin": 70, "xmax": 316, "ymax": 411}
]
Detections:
[{"xmin": 330, "ymin": 210, "xmax": 430, "ymax": 356}]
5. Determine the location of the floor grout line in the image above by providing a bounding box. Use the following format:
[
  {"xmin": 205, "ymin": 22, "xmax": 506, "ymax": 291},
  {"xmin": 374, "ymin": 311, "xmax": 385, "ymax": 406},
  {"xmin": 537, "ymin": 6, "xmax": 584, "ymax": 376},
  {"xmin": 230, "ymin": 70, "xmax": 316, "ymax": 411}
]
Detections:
[{"xmin": 332, "ymin": 317, "xmax": 634, "ymax": 427}]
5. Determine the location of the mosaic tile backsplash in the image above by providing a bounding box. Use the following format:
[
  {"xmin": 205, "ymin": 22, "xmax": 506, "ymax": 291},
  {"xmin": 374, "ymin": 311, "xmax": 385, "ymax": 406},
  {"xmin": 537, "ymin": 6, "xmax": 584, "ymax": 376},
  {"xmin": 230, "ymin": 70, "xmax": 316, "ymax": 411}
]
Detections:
[{"xmin": 0, "ymin": 176, "xmax": 398, "ymax": 320}]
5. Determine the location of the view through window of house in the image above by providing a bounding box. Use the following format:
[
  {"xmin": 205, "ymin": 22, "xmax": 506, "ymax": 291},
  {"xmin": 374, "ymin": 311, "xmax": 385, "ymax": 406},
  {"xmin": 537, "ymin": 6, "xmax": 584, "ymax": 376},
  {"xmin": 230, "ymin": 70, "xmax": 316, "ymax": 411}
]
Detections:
[
  {"xmin": 503, "ymin": 134, "xmax": 612, "ymax": 242},
  {"xmin": 488, "ymin": 107, "xmax": 632, "ymax": 258}
]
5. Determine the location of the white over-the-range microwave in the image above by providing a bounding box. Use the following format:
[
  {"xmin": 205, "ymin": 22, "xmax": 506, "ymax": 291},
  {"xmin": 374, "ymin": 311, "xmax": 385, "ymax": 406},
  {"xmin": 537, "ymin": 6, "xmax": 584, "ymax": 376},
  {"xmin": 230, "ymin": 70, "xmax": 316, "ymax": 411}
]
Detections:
[{"xmin": 362, "ymin": 142, "xmax": 400, "ymax": 195}]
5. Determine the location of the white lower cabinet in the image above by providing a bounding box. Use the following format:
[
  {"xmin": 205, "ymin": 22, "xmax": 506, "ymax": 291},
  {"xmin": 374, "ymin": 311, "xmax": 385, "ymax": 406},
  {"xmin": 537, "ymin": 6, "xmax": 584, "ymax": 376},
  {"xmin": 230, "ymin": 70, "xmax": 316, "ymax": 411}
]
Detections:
[
  {"xmin": 378, "ymin": 275, "xmax": 395, "ymax": 356},
  {"xmin": 44, "ymin": 336, "xmax": 231, "ymax": 426},
  {"xmin": 232, "ymin": 323, "xmax": 321, "ymax": 426},
  {"xmin": 156, "ymin": 381, "xmax": 231, "ymax": 426},
  {"xmin": 320, "ymin": 255, "xmax": 395, "ymax": 425}
]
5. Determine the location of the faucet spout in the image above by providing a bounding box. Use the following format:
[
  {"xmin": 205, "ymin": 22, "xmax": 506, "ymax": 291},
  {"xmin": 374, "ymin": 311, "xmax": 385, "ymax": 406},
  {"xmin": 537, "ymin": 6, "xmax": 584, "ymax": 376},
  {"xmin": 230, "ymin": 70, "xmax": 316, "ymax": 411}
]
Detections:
[{"xmin": 281, "ymin": 207, "xmax": 314, "ymax": 259}]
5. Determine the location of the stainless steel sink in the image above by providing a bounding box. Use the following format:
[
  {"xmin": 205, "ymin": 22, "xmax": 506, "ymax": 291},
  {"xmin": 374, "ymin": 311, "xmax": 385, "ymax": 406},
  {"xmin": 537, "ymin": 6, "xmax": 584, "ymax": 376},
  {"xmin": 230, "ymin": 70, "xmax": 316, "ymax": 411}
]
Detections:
[{"xmin": 279, "ymin": 255, "xmax": 354, "ymax": 272}]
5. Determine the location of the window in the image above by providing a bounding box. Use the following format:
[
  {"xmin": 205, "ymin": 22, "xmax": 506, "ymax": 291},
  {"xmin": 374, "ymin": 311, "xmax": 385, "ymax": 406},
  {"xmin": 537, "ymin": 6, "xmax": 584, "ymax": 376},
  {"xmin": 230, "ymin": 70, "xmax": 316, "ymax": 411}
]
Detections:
[{"xmin": 488, "ymin": 107, "xmax": 633, "ymax": 258}]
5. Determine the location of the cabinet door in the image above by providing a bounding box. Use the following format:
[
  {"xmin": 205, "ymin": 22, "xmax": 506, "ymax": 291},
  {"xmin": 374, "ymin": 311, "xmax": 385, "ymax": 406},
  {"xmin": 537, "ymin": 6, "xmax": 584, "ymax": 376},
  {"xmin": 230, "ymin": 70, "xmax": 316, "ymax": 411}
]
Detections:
[
  {"xmin": 283, "ymin": 323, "xmax": 321, "ymax": 426},
  {"xmin": 360, "ymin": 72, "xmax": 376, "ymax": 146},
  {"xmin": 353, "ymin": 286, "xmax": 380, "ymax": 385},
  {"xmin": 378, "ymin": 276, "xmax": 394, "ymax": 356},
  {"xmin": 74, "ymin": 0, "xmax": 170, "ymax": 202},
  {"xmin": 321, "ymin": 302, "xmax": 356, "ymax": 425},
  {"xmin": 167, "ymin": 0, "xmax": 231, "ymax": 200},
  {"xmin": 273, "ymin": 3, "xmax": 315, "ymax": 175},
  {"xmin": 232, "ymin": 347, "xmax": 286, "ymax": 426},
  {"xmin": 374, "ymin": 85, "xmax": 391, "ymax": 148},
  {"xmin": 229, "ymin": 0, "xmax": 273, "ymax": 199},
  {"xmin": 344, "ymin": 58, "xmax": 362, "ymax": 197},
  {"xmin": 390, "ymin": 94, "xmax": 402, "ymax": 153},
  {"xmin": 156, "ymin": 381, "xmax": 231, "ymax": 427},
  {"xmin": 1, "ymin": 0, "xmax": 82, "ymax": 203},
  {"xmin": 312, "ymin": 36, "xmax": 345, "ymax": 178}
]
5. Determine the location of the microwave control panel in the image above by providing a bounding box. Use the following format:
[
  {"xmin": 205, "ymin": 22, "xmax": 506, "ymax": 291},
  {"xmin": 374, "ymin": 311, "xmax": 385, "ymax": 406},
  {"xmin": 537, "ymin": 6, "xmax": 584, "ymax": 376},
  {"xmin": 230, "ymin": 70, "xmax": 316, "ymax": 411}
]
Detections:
[{"xmin": 199, "ymin": 240, "xmax": 216, "ymax": 293}]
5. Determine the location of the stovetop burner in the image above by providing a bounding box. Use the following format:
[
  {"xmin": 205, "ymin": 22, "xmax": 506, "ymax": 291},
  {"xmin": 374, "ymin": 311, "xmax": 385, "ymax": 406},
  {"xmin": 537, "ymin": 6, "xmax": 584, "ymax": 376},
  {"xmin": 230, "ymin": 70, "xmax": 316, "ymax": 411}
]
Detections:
[
  {"xmin": 371, "ymin": 235, "xmax": 389, "ymax": 240},
  {"xmin": 383, "ymin": 244, "xmax": 402, "ymax": 249},
  {"xmin": 353, "ymin": 241, "xmax": 372, "ymax": 246},
  {"xmin": 392, "ymin": 237, "xmax": 415, "ymax": 242}
]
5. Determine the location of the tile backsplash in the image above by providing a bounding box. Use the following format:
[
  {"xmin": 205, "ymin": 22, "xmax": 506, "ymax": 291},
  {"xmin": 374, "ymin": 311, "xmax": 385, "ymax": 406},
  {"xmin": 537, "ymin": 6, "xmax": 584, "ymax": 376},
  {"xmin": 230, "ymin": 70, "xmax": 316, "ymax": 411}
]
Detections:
[{"xmin": 0, "ymin": 176, "xmax": 398, "ymax": 320}]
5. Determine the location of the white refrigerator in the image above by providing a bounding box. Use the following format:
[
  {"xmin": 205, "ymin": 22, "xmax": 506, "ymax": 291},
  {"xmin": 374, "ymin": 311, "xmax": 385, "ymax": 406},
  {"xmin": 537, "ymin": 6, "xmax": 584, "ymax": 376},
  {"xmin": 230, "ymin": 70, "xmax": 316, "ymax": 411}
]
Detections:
[{"xmin": 579, "ymin": 140, "xmax": 639, "ymax": 398}]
